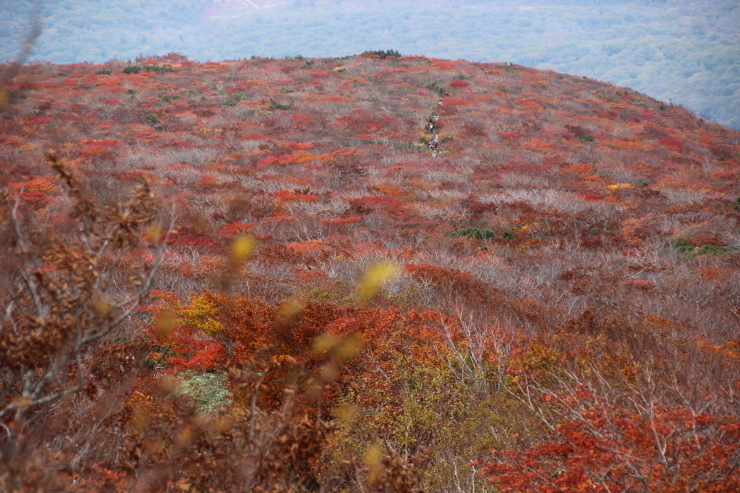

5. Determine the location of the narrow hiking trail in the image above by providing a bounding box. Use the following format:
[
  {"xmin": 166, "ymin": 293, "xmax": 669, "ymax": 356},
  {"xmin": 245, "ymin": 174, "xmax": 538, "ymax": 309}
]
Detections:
[{"xmin": 420, "ymin": 88, "xmax": 451, "ymax": 158}]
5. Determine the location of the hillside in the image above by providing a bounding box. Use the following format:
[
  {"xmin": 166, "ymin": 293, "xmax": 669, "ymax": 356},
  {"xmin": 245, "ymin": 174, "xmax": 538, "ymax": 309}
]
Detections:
[
  {"xmin": 2, "ymin": 0, "xmax": 739, "ymax": 130},
  {"xmin": 1, "ymin": 54, "xmax": 739, "ymax": 491}
]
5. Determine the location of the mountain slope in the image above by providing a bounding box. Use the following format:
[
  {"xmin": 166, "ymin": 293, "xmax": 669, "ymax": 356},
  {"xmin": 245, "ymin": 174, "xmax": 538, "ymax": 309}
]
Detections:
[
  {"xmin": 1, "ymin": 54, "xmax": 739, "ymax": 491},
  {"xmin": 2, "ymin": 0, "xmax": 739, "ymax": 129}
]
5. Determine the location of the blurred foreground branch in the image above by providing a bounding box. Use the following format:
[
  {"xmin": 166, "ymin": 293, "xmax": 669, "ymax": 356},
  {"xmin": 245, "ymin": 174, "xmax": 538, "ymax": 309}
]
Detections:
[
  {"xmin": 0, "ymin": 0, "xmax": 44, "ymax": 108},
  {"xmin": 1, "ymin": 150, "xmax": 169, "ymax": 460}
]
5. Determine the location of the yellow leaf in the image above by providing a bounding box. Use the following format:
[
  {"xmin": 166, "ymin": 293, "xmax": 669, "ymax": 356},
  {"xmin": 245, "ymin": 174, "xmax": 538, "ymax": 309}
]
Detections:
[
  {"xmin": 357, "ymin": 261, "xmax": 398, "ymax": 303},
  {"xmin": 336, "ymin": 335, "xmax": 362, "ymax": 362},
  {"xmin": 93, "ymin": 293, "xmax": 112, "ymax": 319},
  {"xmin": 335, "ymin": 403, "xmax": 358, "ymax": 423},
  {"xmin": 278, "ymin": 296, "xmax": 305, "ymax": 322},
  {"xmin": 229, "ymin": 234, "xmax": 257, "ymax": 267},
  {"xmin": 364, "ymin": 441, "xmax": 384, "ymax": 483},
  {"xmin": 607, "ymin": 182, "xmax": 633, "ymax": 190},
  {"xmin": 156, "ymin": 309, "xmax": 176, "ymax": 338},
  {"xmin": 146, "ymin": 222, "xmax": 162, "ymax": 242},
  {"xmin": 312, "ymin": 333, "xmax": 340, "ymax": 355}
]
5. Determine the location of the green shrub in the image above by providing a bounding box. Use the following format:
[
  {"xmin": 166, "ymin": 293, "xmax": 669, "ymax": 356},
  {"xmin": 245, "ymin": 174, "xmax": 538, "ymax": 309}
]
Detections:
[
  {"xmin": 173, "ymin": 370, "xmax": 233, "ymax": 413},
  {"xmin": 227, "ymin": 92, "xmax": 252, "ymax": 101},
  {"xmin": 674, "ymin": 240, "xmax": 695, "ymax": 254},
  {"xmin": 122, "ymin": 64, "xmax": 174, "ymax": 75},
  {"xmin": 695, "ymin": 244, "xmax": 727, "ymax": 255},
  {"xmin": 143, "ymin": 64, "xmax": 175, "ymax": 74},
  {"xmin": 674, "ymin": 240, "xmax": 732, "ymax": 257},
  {"xmin": 269, "ymin": 99, "xmax": 293, "ymax": 110},
  {"xmin": 454, "ymin": 227, "xmax": 495, "ymax": 240},
  {"xmin": 362, "ymin": 49, "xmax": 400, "ymax": 59}
]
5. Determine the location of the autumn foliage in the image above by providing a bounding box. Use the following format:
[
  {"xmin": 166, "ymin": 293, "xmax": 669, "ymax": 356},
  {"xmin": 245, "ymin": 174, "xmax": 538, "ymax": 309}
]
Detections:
[{"xmin": 1, "ymin": 53, "xmax": 738, "ymax": 491}]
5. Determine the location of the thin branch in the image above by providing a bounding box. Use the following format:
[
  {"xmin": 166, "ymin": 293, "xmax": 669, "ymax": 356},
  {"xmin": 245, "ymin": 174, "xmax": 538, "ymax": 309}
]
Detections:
[{"xmin": 9, "ymin": 196, "xmax": 43, "ymax": 318}]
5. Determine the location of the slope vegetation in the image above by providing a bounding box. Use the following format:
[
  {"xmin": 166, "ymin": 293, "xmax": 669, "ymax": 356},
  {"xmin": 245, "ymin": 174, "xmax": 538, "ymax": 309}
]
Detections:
[
  {"xmin": 1, "ymin": 54, "xmax": 739, "ymax": 491},
  {"xmin": 3, "ymin": 0, "xmax": 738, "ymax": 129}
]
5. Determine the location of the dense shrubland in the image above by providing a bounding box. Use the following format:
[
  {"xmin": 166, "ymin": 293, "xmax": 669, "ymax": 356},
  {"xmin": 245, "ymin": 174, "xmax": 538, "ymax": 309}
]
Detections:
[
  {"xmin": 2, "ymin": 0, "xmax": 738, "ymax": 129},
  {"xmin": 1, "ymin": 53, "xmax": 739, "ymax": 491}
]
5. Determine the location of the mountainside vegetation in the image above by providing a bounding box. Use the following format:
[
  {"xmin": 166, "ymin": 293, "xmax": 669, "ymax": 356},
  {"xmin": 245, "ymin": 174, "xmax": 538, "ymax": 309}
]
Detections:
[
  {"xmin": 1, "ymin": 52, "xmax": 739, "ymax": 491},
  {"xmin": 1, "ymin": 0, "xmax": 739, "ymax": 129}
]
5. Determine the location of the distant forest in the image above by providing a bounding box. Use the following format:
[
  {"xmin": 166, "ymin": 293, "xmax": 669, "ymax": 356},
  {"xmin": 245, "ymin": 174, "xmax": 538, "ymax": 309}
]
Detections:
[{"xmin": 2, "ymin": 0, "xmax": 738, "ymax": 129}]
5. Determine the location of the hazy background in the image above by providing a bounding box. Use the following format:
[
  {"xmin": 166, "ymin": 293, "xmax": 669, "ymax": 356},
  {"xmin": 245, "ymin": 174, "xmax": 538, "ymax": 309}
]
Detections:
[{"xmin": 2, "ymin": 0, "xmax": 738, "ymax": 129}]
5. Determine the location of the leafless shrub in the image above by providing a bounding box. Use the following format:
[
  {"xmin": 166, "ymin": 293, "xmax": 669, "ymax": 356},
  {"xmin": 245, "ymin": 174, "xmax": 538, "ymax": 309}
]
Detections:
[{"xmin": 1, "ymin": 151, "xmax": 169, "ymax": 468}]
